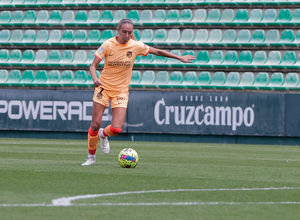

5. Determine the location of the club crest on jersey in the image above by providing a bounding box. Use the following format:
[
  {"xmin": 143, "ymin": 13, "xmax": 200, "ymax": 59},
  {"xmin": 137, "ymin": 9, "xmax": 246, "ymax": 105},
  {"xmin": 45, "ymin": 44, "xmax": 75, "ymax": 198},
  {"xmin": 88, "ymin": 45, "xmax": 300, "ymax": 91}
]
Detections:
[
  {"xmin": 127, "ymin": 51, "xmax": 132, "ymax": 58},
  {"xmin": 98, "ymin": 46, "xmax": 104, "ymax": 53}
]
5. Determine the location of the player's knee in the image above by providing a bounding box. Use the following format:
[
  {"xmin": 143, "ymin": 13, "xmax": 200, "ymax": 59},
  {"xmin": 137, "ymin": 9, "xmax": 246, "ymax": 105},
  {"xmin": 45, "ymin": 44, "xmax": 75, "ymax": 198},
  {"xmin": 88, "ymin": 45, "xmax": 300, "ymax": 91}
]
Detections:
[
  {"xmin": 110, "ymin": 126, "xmax": 122, "ymax": 136},
  {"xmin": 90, "ymin": 121, "xmax": 100, "ymax": 132}
]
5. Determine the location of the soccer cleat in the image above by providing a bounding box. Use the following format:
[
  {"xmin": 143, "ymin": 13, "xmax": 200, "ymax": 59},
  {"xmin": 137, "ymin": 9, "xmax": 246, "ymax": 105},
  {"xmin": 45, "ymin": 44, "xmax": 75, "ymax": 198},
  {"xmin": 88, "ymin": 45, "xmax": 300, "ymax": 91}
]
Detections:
[
  {"xmin": 99, "ymin": 128, "xmax": 110, "ymax": 154},
  {"xmin": 81, "ymin": 156, "xmax": 96, "ymax": 166}
]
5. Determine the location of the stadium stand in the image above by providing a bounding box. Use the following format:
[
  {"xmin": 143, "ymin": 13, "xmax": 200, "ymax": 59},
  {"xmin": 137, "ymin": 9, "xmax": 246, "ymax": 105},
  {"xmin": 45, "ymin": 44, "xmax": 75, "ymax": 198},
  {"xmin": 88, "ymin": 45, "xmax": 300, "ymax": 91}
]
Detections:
[{"xmin": 1, "ymin": 2, "xmax": 300, "ymax": 91}]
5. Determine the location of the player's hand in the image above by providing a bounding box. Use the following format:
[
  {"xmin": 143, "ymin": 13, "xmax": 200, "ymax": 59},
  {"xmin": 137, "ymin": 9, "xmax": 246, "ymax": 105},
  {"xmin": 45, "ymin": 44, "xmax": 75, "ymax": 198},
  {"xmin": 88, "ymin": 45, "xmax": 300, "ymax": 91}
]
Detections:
[
  {"xmin": 180, "ymin": 55, "xmax": 196, "ymax": 63},
  {"xmin": 93, "ymin": 78, "xmax": 102, "ymax": 87}
]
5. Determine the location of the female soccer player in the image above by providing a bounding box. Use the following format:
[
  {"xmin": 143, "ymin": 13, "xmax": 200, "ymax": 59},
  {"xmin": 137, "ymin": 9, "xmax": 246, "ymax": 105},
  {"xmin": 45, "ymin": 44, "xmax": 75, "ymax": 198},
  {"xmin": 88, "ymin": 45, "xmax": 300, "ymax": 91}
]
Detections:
[{"xmin": 82, "ymin": 19, "xmax": 195, "ymax": 165}]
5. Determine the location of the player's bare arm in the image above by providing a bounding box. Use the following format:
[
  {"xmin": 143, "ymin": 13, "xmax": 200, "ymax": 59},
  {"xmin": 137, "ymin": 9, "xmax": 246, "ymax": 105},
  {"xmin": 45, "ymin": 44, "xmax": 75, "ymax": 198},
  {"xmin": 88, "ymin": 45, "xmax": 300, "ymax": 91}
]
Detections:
[
  {"xmin": 149, "ymin": 47, "xmax": 195, "ymax": 63},
  {"xmin": 89, "ymin": 57, "xmax": 102, "ymax": 87}
]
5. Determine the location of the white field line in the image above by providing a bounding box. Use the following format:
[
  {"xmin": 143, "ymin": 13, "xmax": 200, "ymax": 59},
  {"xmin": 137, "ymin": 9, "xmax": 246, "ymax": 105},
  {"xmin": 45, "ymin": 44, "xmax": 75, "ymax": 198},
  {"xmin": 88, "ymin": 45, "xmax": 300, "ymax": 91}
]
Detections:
[{"xmin": 0, "ymin": 187, "xmax": 299, "ymax": 207}]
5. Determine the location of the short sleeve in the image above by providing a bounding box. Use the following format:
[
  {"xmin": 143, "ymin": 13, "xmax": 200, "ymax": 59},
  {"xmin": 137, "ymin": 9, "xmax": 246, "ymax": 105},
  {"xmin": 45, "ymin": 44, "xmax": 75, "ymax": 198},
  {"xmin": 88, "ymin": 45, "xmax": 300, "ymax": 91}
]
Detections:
[
  {"xmin": 94, "ymin": 41, "xmax": 109, "ymax": 60},
  {"xmin": 136, "ymin": 41, "xmax": 150, "ymax": 57}
]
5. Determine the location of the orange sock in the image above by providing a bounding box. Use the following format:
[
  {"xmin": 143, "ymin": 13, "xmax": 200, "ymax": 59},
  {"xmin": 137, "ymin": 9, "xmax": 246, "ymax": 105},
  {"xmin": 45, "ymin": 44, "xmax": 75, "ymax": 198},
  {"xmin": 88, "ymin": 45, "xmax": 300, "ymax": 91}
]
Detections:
[
  {"xmin": 103, "ymin": 125, "xmax": 122, "ymax": 137},
  {"xmin": 88, "ymin": 127, "xmax": 99, "ymax": 155}
]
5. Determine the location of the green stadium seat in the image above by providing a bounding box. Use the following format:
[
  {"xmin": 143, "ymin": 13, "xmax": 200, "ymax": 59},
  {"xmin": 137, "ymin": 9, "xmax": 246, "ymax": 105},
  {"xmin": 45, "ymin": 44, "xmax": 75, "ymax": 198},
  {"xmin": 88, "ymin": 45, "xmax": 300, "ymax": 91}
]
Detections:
[
  {"xmin": 223, "ymin": 51, "xmax": 238, "ymax": 67},
  {"xmin": 236, "ymin": 29, "xmax": 251, "ymax": 45},
  {"xmin": 281, "ymin": 51, "xmax": 296, "ymax": 67},
  {"xmin": 11, "ymin": 11, "xmax": 23, "ymax": 24},
  {"xmin": 139, "ymin": 54, "xmax": 154, "ymax": 66},
  {"xmin": 253, "ymin": 72, "xmax": 269, "ymax": 89},
  {"xmin": 0, "ymin": 49, "xmax": 9, "ymax": 63},
  {"xmin": 152, "ymin": 10, "xmax": 166, "ymax": 24},
  {"xmin": 252, "ymin": 51, "xmax": 267, "ymax": 67},
  {"xmin": 153, "ymin": 29, "xmax": 167, "ymax": 43},
  {"xmin": 192, "ymin": 9, "xmax": 206, "ymax": 23},
  {"xmin": 62, "ymin": 10, "xmax": 75, "ymax": 24},
  {"xmin": 87, "ymin": 10, "xmax": 101, "ymax": 23},
  {"xmin": 179, "ymin": 71, "xmax": 197, "ymax": 88},
  {"xmin": 265, "ymin": 29, "xmax": 280, "ymax": 45},
  {"xmin": 179, "ymin": 9, "xmax": 192, "ymax": 23},
  {"xmin": 0, "ymin": 11, "xmax": 11, "ymax": 24},
  {"xmin": 248, "ymin": 9, "xmax": 263, "ymax": 23},
  {"xmin": 22, "ymin": 50, "xmax": 35, "ymax": 64},
  {"xmin": 61, "ymin": 30, "xmax": 74, "ymax": 43},
  {"xmin": 222, "ymin": 29, "xmax": 236, "ymax": 45},
  {"xmin": 47, "ymin": 50, "xmax": 61, "ymax": 65},
  {"xmin": 48, "ymin": 10, "xmax": 62, "ymax": 24},
  {"xmin": 46, "ymin": 70, "xmax": 60, "ymax": 86},
  {"xmin": 209, "ymin": 50, "xmax": 223, "ymax": 65},
  {"xmin": 19, "ymin": 70, "xmax": 34, "ymax": 86},
  {"xmin": 206, "ymin": 9, "xmax": 221, "ymax": 22},
  {"xmin": 33, "ymin": 70, "xmax": 48, "ymax": 86},
  {"xmin": 113, "ymin": 10, "xmax": 126, "ymax": 23},
  {"xmin": 60, "ymin": 50, "xmax": 74, "ymax": 65},
  {"xmin": 179, "ymin": 29, "xmax": 194, "ymax": 45},
  {"xmin": 237, "ymin": 51, "xmax": 252, "ymax": 67},
  {"xmin": 0, "ymin": 69, "xmax": 9, "ymax": 85},
  {"xmin": 193, "ymin": 29, "xmax": 208, "ymax": 43},
  {"xmin": 33, "ymin": 50, "xmax": 47, "ymax": 65},
  {"xmin": 202, "ymin": 71, "xmax": 225, "ymax": 89},
  {"xmin": 127, "ymin": 10, "xmax": 140, "ymax": 23},
  {"xmin": 36, "ymin": 10, "xmax": 49, "ymax": 23},
  {"xmin": 237, "ymin": 72, "xmax": 255, "ymax": 89},
  {"xmin": 165, "ymin": 9, "xmax": 179, "ymax": 23},
  {"xmin": 73, "ymin": 50, "xmax": 87, "ymax": 66},
  {"xmin": 262, "ymin": 9, "xmax": 277, "ymax": 23},
  {"xmin": 130, "ymin": 70, "xmax": 142, "ymax": 86},
  {"xmin": 6, "ymin": 70, "xmax": 21, "ymax": 86},
  {"xmin": 60, "ymin": 70, "xmax": 74, "ymax": 86},
  {"xmin": 251, "ymin": 29, "xmax": 265, "ymax": 44},
  {"xmin": 281, "ymin": 72, "xmax": 299, "ymax": 89},
  {"xmin": 157, "ymin": 71, "xmax": 181, "ymax": 88},
  {"xmin": 9, "ymin": 49, "xmax": 22, "ymax": 64},
  {"xmin": 208, "ymin": 29, "xmax": 222, "ymax": 44},
  {"xmin": 87, "ymin": 30, "xmax": 101, "ymax": 43},
  {"xmin": 277, "ymin": 9, "xmax": 292, "ymax": 23},
  {"xmin": 10, "ymin": 30, "xmax": 23, "ymax": 43},
  {"xmin": 139, "ymin": 10, "xmax": 152, "ymax": 23},
  {"xmin": 195, "ymin": 50, "xmax": 209, "ymax": 65},
  {"xmin": 100, "ymin": 30, "xmax": 113, "ymax": 42},
  {"xmin": 140, "ymin": 29, "xmax": 154, "ymax": 43},
  {"xmin": 291, "ymin": 9, "xmax": 300, "ymax": 23},
  {"xmin": 135, "ymin": 70, "xmax": 155, "ymax": 87},
  {"xmin": 166, "ymin": 29, "xmax": 180, "ymax": 44},
  {"xmin": 151, "ymin": 71, "xmax": 169, "ymax": 87},
  {"xmin": 219, "ymin": 72, "xmax": 240, "ymax": 89},
  {"xmin": 261, "ymin": 72, "xmax": 284, "ymax": 90},
  {"xmin": 74, "ymin": 30, "xmax": 87, "ymax": 43},
  {"xmin": 74, "ymin": 10, "xmax": 88, "ymax": 24},
  {"xmin": 23, "ymin": 10, "xmax": 36, "ymax": 24},
  {"xmin": 279, "ymin": 29, "xmax": 294, "ymax": 45},
  {"xmin": 234, "ymin": 9, "xmax": 249, "ymax": 23},
  {"xmin": 23, "ymin": 29, "xmax": 36, "ymax": 43},
  {"xmin": 153, "ymin": 55, "xmax": 167, "ymax": 65},
  {"xmin": 192, "ymin": 71, "xmax": 211, "ymax": 88},
  {"xmin": 265, "ymin": 51, "xmax": 281, "ymax": 67},
  {"xmin": 72, "ymin": 70, "xmax": 88, "ymax": 87},
  {"xmin": 0, "ymin": 29, "xmax": 10, "ymax": 43},
  {"xmin": 221, "ymin": 9, "xmax": 234, "ymax": 23},
  {"xmin": 36, "ymin": 30, "xmax": 49, "ymax": 43},
  {"xmin": 48, "ymin": 29, "xmax": 62, "ymax": 43}
]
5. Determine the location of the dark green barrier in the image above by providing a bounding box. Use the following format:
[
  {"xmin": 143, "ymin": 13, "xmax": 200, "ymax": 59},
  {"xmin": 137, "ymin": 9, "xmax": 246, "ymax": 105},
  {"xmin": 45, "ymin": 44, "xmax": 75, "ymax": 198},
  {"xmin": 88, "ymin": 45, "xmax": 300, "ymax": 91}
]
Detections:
[{"xmin": 0, "ymin": 89, "xmax": 297, "ymax": 137}]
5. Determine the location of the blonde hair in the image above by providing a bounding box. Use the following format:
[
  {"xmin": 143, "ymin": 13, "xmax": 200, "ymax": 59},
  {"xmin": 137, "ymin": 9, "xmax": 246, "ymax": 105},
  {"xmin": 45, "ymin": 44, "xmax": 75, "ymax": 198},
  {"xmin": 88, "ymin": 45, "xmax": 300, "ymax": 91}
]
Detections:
[{"xmin": 117, "ymin": 19, "xmax": 136, "ymax": 40}]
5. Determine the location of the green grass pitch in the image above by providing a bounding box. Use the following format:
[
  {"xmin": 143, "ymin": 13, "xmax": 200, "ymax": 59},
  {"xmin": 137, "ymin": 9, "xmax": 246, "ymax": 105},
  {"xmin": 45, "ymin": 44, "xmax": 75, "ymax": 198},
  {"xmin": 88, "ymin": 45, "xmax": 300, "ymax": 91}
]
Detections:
[{"xmin": 1, "ymin": 138, "xmax": 300, "ymax": 220}]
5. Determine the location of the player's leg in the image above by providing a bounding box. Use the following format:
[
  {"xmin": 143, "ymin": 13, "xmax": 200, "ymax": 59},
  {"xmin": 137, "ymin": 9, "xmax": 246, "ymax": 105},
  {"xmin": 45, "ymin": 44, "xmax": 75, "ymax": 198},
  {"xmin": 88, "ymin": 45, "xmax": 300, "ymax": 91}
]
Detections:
[{"xmin": 82, "ymin": 101, "xmax": 106, "ymax": 166}]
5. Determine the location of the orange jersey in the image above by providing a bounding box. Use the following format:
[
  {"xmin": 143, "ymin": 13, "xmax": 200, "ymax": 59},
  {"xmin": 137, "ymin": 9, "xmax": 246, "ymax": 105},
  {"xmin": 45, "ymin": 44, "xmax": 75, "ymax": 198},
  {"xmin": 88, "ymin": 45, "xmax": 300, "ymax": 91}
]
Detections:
[{"xmin": 94, "ymin": 37, "xmax": 150, "ymax": 92}]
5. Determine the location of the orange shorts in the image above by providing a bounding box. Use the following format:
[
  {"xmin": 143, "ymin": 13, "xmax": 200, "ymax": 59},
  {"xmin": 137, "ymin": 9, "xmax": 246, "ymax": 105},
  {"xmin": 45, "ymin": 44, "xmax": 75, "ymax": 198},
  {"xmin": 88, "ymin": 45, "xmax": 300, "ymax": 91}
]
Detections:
[{"xmin": 93, "ymin": 86, "xmax": 129, "ymax": 109}]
